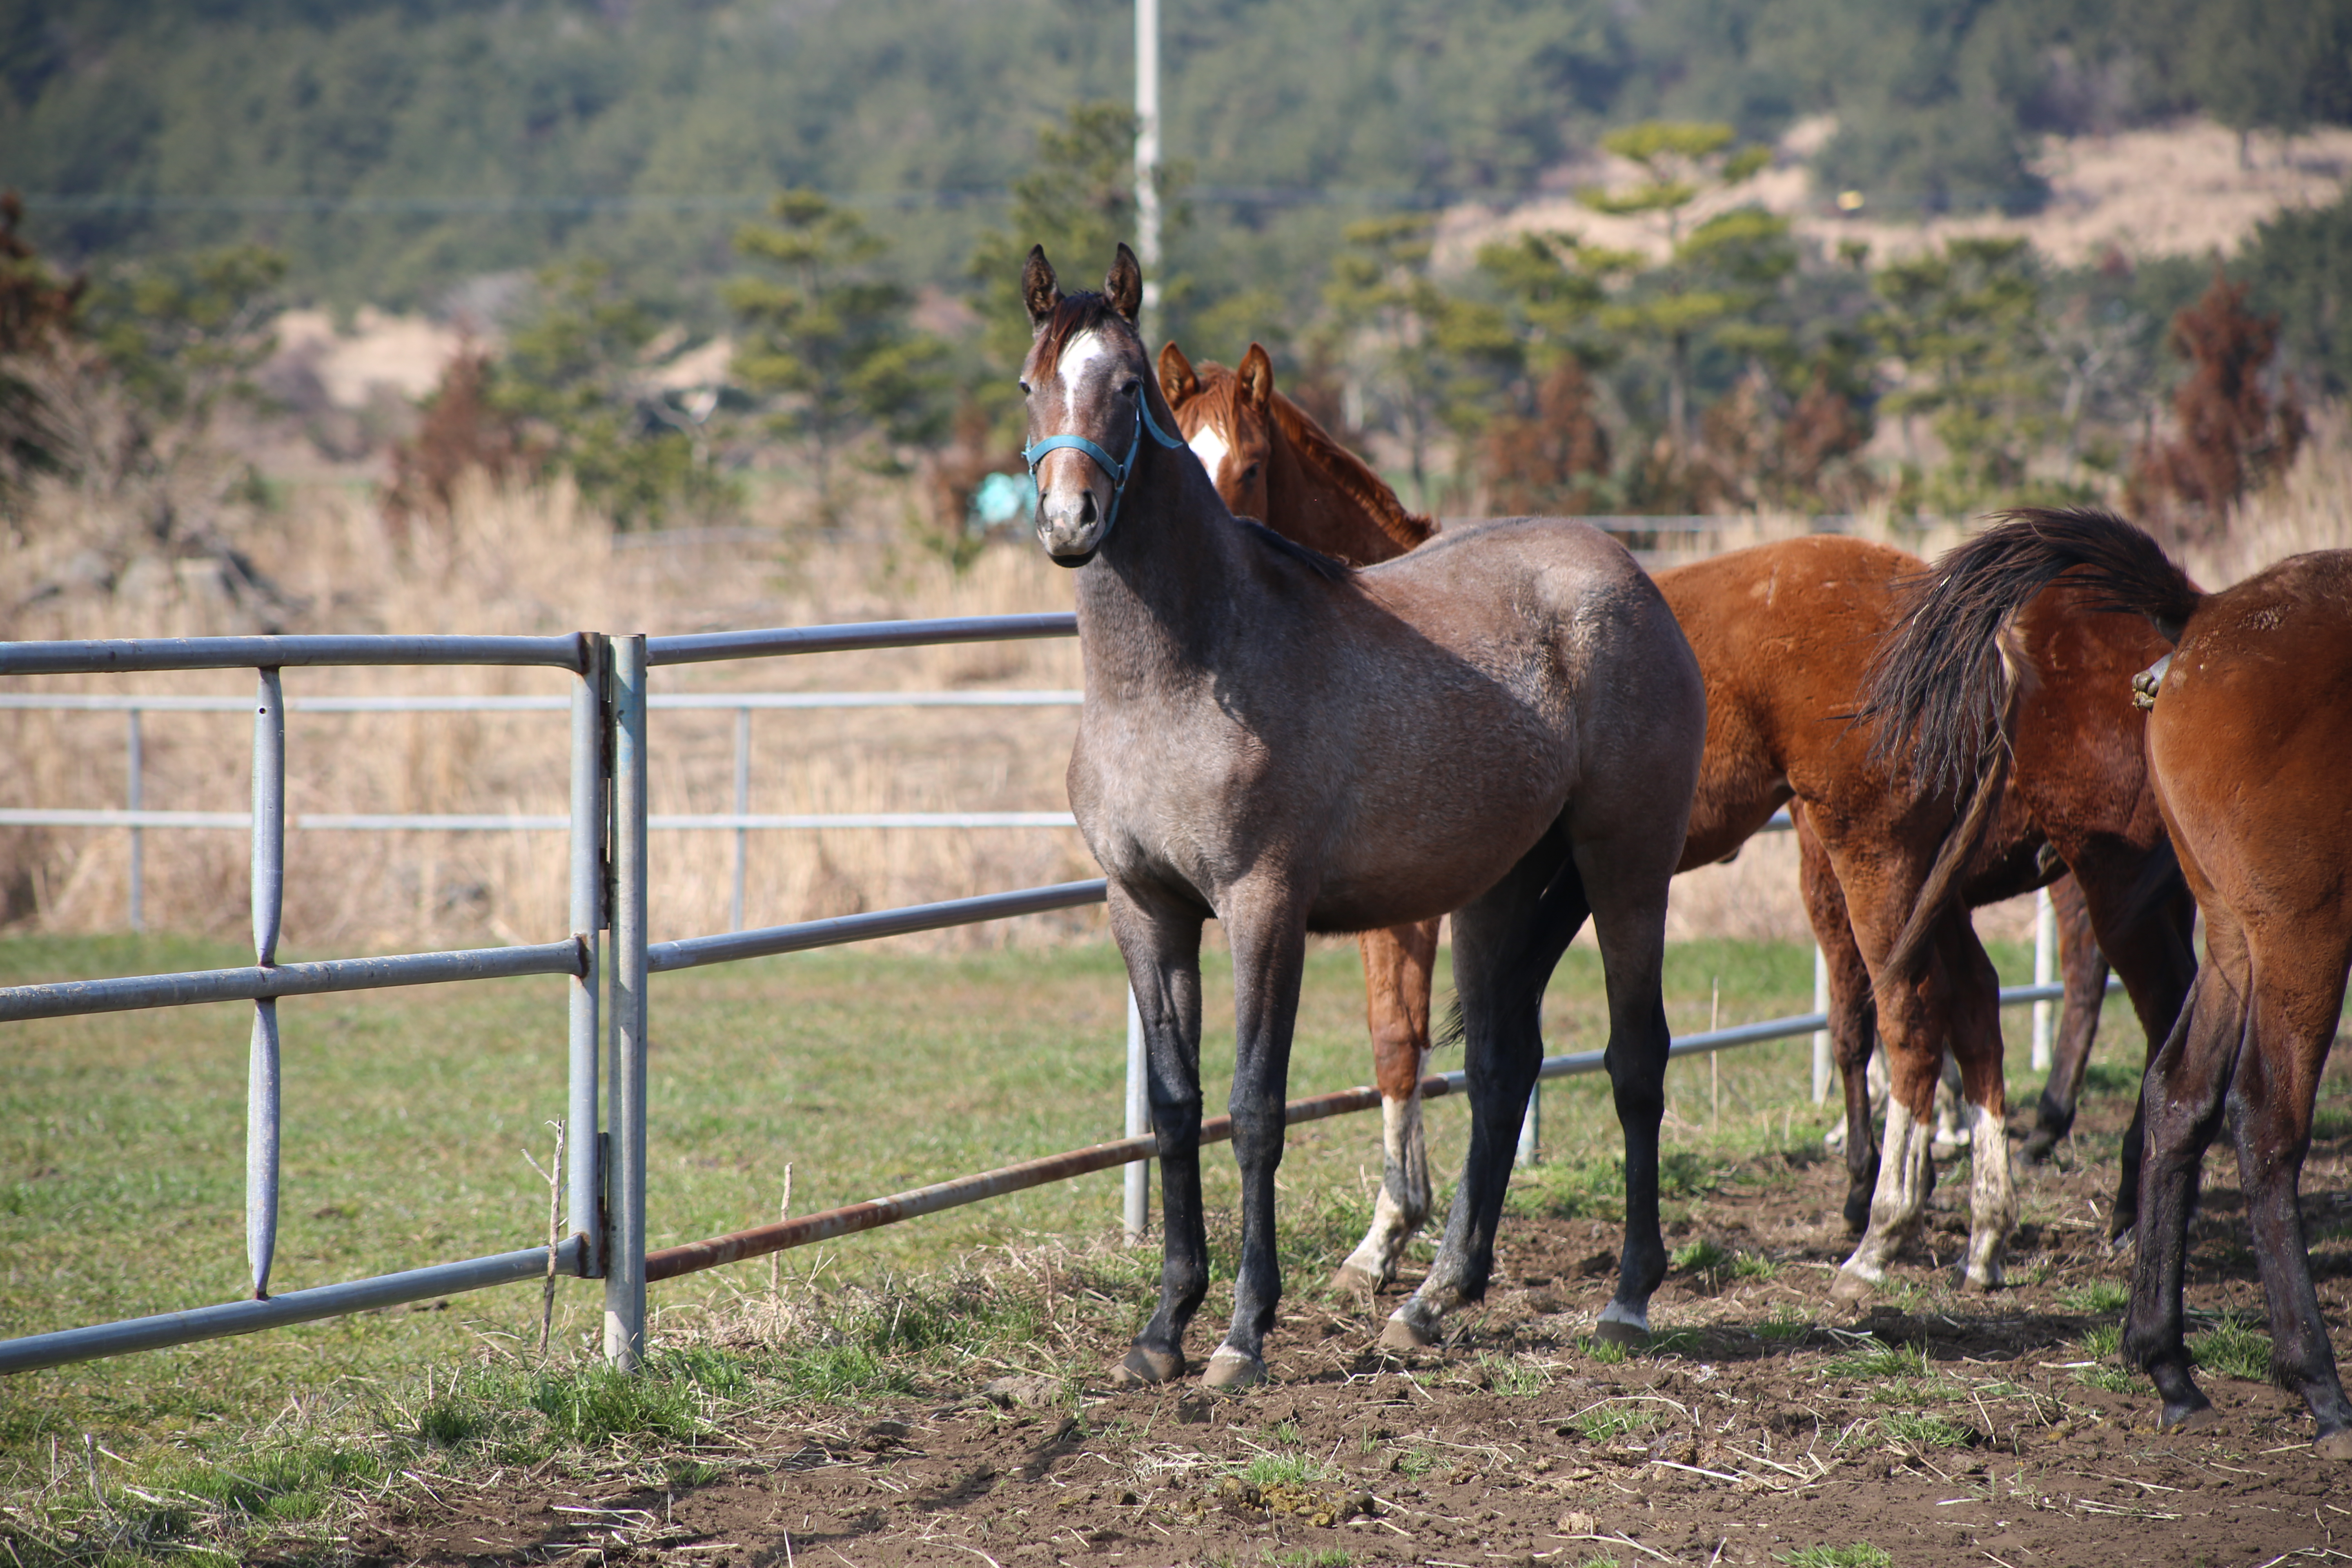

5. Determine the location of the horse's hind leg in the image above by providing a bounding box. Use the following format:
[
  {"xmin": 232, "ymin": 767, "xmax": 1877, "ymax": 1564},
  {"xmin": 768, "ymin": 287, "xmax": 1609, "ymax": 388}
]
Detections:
[
  {"xmin": 2061, "ymin": 853, "xmax": 2197, "ymax": 1244},
  {"xmin": 1833, "ymin": 906, "xmax": 2006, "ymax": 1303},
  {"xmin": 2125, "ymin": 958, "xmax": 2241, "ymax": 1430},
  {"xmin": 1796, "ymin": 814, "xmax": 1883, "ymax": 1235},
  {"xmin": 1107, "ymin": 886, "xmax": 1209, "ymax": 1388},
  {"xmin": 1333, "ymin": 919, "xmax": 1441, "ymax": 1297},
  {"xmin": 1381, "ymin": 838, "xmax": 1583, "ymax": 1351},
  {"xmin": 2022, "ymin": 875, "xmax": 2106, "ymax": 1165},
  {"xmin": 1941, "ymin": 919, "xmax": 2018, "ymax": 1291},
  {"xmin": 1583, "ymin": 839, "xmax": 1684, "ymax": 1346},
  {"xmin": 2225, "ymin": 932, "xmax": 2352, "ymax": 1456}
]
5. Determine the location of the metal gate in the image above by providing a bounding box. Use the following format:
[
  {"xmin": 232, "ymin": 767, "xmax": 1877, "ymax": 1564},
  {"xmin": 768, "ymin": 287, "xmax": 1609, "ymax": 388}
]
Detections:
[{"xmin": 0, "ymin": 613, "xmax": 2081, "ymax": 1377}]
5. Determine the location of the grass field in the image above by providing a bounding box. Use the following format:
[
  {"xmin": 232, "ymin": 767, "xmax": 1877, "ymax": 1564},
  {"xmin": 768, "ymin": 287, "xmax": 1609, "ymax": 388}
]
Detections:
[{"xmin": 0, "ymin": 929, "xmax": 2091, "ymax": 1484}]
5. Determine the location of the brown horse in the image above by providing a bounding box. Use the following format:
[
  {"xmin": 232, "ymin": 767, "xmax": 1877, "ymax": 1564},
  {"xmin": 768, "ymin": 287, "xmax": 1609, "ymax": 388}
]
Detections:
[
  {"xmin": 1022, "ymin": 245, "xmax": 1706, "ymax": 1385},
  {"xmin": 1165, "ymin": 343, "xmax": 2195, "ymax": 1307},
  {"xmin": 1864, "ymin": 506, "xmax": 2352, "ymax": 1458}
]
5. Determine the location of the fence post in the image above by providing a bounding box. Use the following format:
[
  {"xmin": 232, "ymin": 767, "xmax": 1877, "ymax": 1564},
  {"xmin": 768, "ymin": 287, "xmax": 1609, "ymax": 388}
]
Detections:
[
  {"xmin": 1516, "ymin": 1079, "xmax": 1541, "ymax": 1166},
  {"xmin": 126, "ymin": 708, "xmax": 144, "ymax": 932},
  {"xmin": 568, "ymin": 637, "xmax": 609, "ymax": 1280},
  {"xmin": 248, "ymin": 669, "xmax": 285, "ymax": 1299},
  {"xmin": 1810, "ymin": 943, "xmax": 1831, "ymax": 1105},
  {"xmin": 2030, "ymin": 885, "xmax": 2056, "ymax": 1073},
  {"xmin": 604, "ymin": 635, "xmax": 649, "ymax": 1369},
  {"xmin": 1123, "ymin": 986, "xmax": 1148, "ymax": 1241}
]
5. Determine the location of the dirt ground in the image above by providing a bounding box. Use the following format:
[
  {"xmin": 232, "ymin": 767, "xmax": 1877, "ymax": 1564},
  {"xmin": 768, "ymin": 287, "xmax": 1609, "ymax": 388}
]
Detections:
[{"xmin": 364, "ymin": 1089, "xmax": 2352, "ymax": 1568}]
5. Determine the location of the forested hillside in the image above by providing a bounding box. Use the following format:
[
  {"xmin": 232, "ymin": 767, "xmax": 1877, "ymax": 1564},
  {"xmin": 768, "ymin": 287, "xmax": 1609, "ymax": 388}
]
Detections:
[{"xmin": 4, "ymin": 0, "xmax": 2346, "ymax": 313}]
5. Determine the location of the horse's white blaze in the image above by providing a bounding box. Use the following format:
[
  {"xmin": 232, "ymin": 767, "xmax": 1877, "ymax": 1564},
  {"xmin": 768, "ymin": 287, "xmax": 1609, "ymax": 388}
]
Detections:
[
  {"xmin": 1056, "ymin": 330, "xmax": 1113, "ymax": 385},
  {"xmin": 1187, "ymin": 426, "xmax": 1231, "ymax": 483}
]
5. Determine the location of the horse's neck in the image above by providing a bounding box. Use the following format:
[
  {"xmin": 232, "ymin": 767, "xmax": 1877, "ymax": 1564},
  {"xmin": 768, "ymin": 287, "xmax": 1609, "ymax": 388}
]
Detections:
[
  {"xmin": 1076, "ymin": 444, "xmax": 1257, "ymax": 680},
  {"xmin": 1265, "ymin": 408, "xmax": 1414, "ymax": 566}
]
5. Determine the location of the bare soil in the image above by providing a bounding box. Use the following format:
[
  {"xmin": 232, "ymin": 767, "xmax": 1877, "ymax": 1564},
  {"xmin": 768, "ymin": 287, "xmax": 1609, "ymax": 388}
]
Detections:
[{"xmin": 362, "ymin": 1085, "xmax": 2352, "ymax": 1568}]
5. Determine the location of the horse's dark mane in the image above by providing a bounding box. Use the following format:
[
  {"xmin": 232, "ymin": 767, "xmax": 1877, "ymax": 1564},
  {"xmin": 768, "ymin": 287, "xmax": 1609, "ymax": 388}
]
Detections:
[
  {"xmin": 1237, "ymin": 516, "xmax": 1351, "ymax": 582},
  {"xmin": 1033, "ymin": 292, "xmax": 1125, "ymax": 368},
  {"xmin": 1264, "ymin": 393, "xmax": 1438, "ymax": 554}
]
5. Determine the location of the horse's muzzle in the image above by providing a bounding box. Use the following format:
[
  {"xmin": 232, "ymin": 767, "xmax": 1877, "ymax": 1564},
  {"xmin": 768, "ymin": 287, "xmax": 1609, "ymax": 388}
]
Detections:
[{"xmin": 1037, "ymin": 483, "xmax": 1105, "ymax": 566}]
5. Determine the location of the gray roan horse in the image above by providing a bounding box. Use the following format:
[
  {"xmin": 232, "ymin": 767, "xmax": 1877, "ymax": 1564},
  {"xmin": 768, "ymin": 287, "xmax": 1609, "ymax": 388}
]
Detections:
[{"xmin": 1020, "ymin": 243, "xmax": 1707, "ymax": 1388}]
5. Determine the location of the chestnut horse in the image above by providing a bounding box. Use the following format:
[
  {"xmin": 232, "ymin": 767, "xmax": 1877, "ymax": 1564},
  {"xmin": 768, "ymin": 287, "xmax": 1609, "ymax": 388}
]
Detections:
[
  {"xmin": 1021, "ymin": 245, "xmax": 1705, "ymax": 1386},
  {"xmin": 1165, "ymin": 342, "xmax": 2195, "ymax": 1306},
  {"xmin": 1864, "ymin": 507, "xmax": 2352, "ymax": 1457}
]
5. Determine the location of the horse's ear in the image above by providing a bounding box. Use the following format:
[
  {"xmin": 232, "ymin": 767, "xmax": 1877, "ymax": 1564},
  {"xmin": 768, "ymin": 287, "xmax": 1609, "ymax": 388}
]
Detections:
[
  {"xmin": 1238, "ymin": 343, "xmax": 1275, "ymax": 413},
  {"xmin": 1023, "ymin": 246, "xmax": 1061, "ymax": 327},
  {"xmin": 1158, "ymin": 341, "xmax": 1199, "ymax": 407},
  {"xmin": 1105, "ymin": 242, "xmax": 1143, "ymax": 323}
]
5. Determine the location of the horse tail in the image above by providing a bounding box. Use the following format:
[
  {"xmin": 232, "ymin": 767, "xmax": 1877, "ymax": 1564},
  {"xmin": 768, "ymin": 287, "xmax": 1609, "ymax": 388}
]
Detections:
[
  {"xmin": 1860, "ymin": 506, "xmax": 2200, "ymax": 993},
  {"xmin": 1861, "ymin": 506, "xmax": 2200, "ymax": 797}
]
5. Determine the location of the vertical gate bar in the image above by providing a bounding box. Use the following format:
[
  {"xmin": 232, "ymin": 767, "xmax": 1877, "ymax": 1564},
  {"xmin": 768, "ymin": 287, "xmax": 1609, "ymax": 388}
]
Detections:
[
  {"xmin": 1123, "ymin": 986, "xmax": 1147, "ymax": 1241},
  {"xmin": 604, "ymin": 635, "xmax": 649, "ymax": 1368},
  {"xmin": 2030, "ymin": 884, "xmax": 2056, "ymax": 1073},
  {"xmin": 1810, "ymin": 943, "xmax": 1831, "ymax": 1105},
  {"xmin": 567, "ymin": 637, "xmax": 608, "ymax": 1278},
  {"xmin": 248, "ymin": 668, "xmax": 285, "ymax": 1299},
  {"xmin": 1516, "ymin": 1080, "xmax": 1540, "ymax": 1167},
  {"xmin": 731, "ymin": 706, "xmax": 749, "ymax": 933},
  {"xmin": 126, "ymin": 708, "xmax": 144, "ymax": 932}
]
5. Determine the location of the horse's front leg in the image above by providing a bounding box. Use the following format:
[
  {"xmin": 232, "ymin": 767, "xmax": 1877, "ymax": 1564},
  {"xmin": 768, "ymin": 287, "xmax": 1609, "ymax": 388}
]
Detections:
[
  {"xmin": 1107, "ymin": 885, "xmax": 1209, "ymax": 1387},
  {"xmin": 1332, "ymin": 918, "xmax": 1440, "ymax": 1297},
  {"xmin": 1203, "ymin": 884, "xmax": 1313, "ymax": 1390}
]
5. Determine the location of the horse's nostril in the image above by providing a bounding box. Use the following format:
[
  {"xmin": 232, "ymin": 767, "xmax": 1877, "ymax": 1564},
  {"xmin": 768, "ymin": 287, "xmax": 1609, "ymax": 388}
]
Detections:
[{"xmin": 1079, "ymin": 490, "xmax": 1098, "ymax": 525}]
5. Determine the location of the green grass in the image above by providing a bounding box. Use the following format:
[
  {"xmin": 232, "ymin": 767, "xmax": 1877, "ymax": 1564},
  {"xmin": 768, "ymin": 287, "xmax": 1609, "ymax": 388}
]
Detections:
[
  {"xmin": 2075, "ymin": 1364, "xmax": 2139, "ymax": 1394},
  {"xmin": 1568, "ymin": 1403, "xmax": 1662, "ymax": 1443},
  {"xmin": 1823, "ymin": 1343, "xmax": 1931, "ymax": 1381},
  {"xmin": 2190, "ymin": 1313, "xmax": 2274, "ymax": 1383},
  {"xmin": 2060, "ymin": 1281, "xmax": 2129, "ymax": 1315},
  {"xmin": 1758, "ymin": 1304, "xmax": 1812, "ymax": 1342},
  {"xmin": 1777, "ymin": 1546, "xmax": 1893, "ymax": 1568},
  {"xmin": 2076, "ymin": 1323, "xmax": 2123, "ymax": 1360},
  {"xmin": 0, "ymin": 929, "xmax": 2107, "ymax": 1556},
  {"xmin": 1878, "ymin": 1412, "xmax": 1974, "ymax": 1451},
  {"xmin": 1237, "ymin": 1450, "xmax": 1339, "ymax": 1490},
  {"xmin": 1474, "ymin": 1350, "xmax": 1552, "ymax": 1395},
  {"xmin": 1263, "ymin": 1549, "xmax": 1352, "ymax": 1568}
]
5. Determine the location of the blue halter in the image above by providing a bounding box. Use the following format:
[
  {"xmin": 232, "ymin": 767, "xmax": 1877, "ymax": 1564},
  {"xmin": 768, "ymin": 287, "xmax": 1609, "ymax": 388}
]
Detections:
[{"xmin": 1022, "ymin": 386, "xmax": 1189, "ymax": 543}]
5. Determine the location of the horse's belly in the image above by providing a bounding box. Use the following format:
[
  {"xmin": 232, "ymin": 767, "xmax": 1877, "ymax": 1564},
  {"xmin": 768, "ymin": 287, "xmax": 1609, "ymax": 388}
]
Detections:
[{"xmin": 1307, "ymin": 768, "xmax": 1572, "ymax": 930}]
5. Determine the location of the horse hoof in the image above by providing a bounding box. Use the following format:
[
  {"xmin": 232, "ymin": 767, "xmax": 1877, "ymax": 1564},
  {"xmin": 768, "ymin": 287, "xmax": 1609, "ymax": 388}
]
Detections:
[
  {"xmin": 2312, "ymin": 1428, "xmax": 2352, "ymax": 1461},
  {"xmin": 2160, "ymin": 1400, "xmax": 2219, "ymax": 1433},
  {"xmin": 2020, "ymin": 1132, "xmax": 2058, "ymax": 1166},
  {"xmin": 1378, "ymin": 1312, "xmax": 1437, "ymax": 1352},
  {"xmin": 1329, "ymin": 1261, "xmax": 1383, "ymax": 1301},
  {"xmin": 1592, "ymin": 1302, "xmax": 1650, "ymax": 1348},
  {"xmin": 1957, "ymin": 1265, "xmax": 2003, "ymax": 1295},
  {"xmin": 1202, "ymin": 1347, "xmax": 1264, "ymax": 1390},
  {"xmin": 1828, "ymin": 1268, "xmax": 1880, "ymax": 1307},
  {"xmin": 1111, "ymin": 1346, "xmax": 1185, "ymax": 1387}
]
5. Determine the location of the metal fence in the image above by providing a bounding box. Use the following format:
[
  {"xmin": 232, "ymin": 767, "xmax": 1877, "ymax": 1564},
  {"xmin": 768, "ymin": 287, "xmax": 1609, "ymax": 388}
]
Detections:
[{"xmin": 0, "ymin": 613, "xmax": 2081, "ymax": 1378}]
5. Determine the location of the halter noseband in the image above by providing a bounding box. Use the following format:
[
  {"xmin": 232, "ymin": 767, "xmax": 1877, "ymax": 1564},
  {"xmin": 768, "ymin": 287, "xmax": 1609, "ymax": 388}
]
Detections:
[{"xmin": 1022, "ymin": 383, "xmax": 1189, "ymax": 543}]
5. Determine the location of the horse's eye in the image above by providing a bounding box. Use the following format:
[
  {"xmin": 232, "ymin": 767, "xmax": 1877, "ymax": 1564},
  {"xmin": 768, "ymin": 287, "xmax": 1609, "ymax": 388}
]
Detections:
[
  {"xmin": 1119, "ymin": 379, "xmax": 1140, "ymax": 399},
  {"xmin": 1018, "ymin": 381, "xmax": 1031, "ymax": 396}
]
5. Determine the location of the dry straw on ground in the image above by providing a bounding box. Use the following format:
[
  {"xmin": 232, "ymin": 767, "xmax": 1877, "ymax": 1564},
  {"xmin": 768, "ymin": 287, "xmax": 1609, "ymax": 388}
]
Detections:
[{"xmin": 2, "ymin": 432, "xmax": 2345, "ymax": 955}]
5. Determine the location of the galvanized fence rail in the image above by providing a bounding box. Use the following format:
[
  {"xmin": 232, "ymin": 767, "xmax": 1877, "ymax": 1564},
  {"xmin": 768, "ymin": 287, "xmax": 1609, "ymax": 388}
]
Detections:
[{"xmin": 0, "ymin": 612, "xmax": 2080, "ymax": 1377}]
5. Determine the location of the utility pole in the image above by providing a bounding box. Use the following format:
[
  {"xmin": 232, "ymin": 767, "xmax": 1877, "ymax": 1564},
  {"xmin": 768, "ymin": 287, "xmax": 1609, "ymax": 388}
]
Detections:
[{"xmin": 1134, "ymin": 0, "xmax": 1162, "ymax": 346}]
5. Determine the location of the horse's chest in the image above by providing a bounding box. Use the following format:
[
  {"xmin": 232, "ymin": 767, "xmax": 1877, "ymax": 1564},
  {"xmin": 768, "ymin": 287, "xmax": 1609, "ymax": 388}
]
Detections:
[{"xmin": 1068, "ymin": 707, "xmax": 1291, "ymax": 886}]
